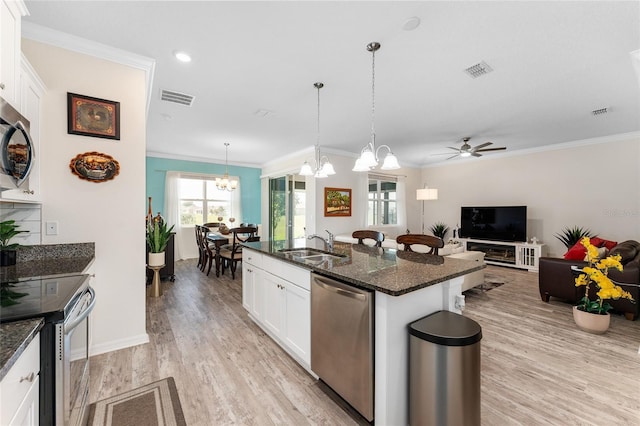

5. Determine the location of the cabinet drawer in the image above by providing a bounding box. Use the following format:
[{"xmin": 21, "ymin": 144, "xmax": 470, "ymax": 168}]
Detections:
[
  {"xmin": 0, "ymin": 334, "xmax": 40, "ymax": 426},
  {"xmin": 243, "ymin": 249, "xmax": 263, "ymax": 268},
  {"xmin": 263, "ymin": 256, "xmax": 310, "ymax": 291}
]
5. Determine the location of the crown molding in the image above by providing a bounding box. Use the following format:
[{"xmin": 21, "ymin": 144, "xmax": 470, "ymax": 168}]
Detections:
[{"xmin": 21, "ymin": 21, "xmax": 156, "ymax": 116}]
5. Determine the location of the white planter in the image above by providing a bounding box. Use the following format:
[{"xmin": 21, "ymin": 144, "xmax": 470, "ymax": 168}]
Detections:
[{"xmin": 148, "ymin": 252, "xmax": 165, "ymax": 267}]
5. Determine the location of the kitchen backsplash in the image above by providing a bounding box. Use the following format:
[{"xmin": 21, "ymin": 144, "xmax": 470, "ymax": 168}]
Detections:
[{"xmin": 0, "ymin": 202, "xmax": 42, "ymax": 245}]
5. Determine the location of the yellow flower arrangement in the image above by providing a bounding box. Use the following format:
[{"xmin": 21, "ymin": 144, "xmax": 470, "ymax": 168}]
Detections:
[{"xmin": 574, "ymin": 237, "xmax": 634, "ymax": 314}]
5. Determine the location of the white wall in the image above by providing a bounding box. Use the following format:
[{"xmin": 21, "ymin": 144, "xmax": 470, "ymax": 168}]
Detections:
[
  {"xmin": 22, "ymin": 40, "xmax": 148, "ymax": 354},
  {"xmin": 422, "ymin": 135, "xmax": 640, "ymax": 257}
]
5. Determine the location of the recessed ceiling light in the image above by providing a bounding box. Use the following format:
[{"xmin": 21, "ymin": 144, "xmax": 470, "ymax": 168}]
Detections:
[
  {"xmin": 174, "ymin": 51, "xmax": 191, "ymax": 63},
  {"xmin": 402, "ymin": 16, "xmax": 421, "ymax": 31}
]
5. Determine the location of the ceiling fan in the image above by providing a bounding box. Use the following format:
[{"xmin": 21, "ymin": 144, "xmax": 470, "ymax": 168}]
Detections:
[{"xmin": 436, "ymin": 137, "xmax": 507, "ymax": 160}]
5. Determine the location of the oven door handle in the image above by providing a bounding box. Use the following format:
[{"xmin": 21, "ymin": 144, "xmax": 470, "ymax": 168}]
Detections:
[{"xmin": 65, "ymin": 286, "xmax": 96, "ymax": 333}]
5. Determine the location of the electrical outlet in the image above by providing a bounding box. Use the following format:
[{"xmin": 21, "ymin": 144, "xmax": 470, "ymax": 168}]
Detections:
[{"xmin": 46, "ymin": 221, "xmax": 58, "ymax": 235}]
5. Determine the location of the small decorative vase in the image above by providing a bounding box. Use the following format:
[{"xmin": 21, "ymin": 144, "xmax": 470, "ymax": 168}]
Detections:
[
  {"xmin": 572, "ymin": 306, "xmax": 610, "ymax": 334},
  {"xmin": 148, "ymin": 252, "xmax": 165, "ymax": 267},
  {"xmin": 0, "ymin": 250, "xmax": 17, "ymax": 267},
  {"xmin": 219, "ymin": 225, "xmax": 229, "ymax": 235}
]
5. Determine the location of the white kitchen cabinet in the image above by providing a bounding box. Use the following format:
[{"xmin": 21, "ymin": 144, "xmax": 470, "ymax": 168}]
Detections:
[
  {"xmin": 0, "ymin": 0, "xmax": 28, "ymax": 107},
  {"xmin": 0, "ymin": 55, "xmax": 44, "ymax": 202},
  {"xmin": 242, "ymin": 249, "xmax": 263, "ymax": 321},
  {"xmin": 0, "ymin": 334, "xmax": 40, "ymax": 426},
  {"xmin": 242, "ymin": 249, "xmax": 311, "ymax": 370}
]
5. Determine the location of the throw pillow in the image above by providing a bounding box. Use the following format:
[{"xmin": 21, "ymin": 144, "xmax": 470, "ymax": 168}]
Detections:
[
  {"xmin": 584, "ymin": 246, "xmax": 608, "ymax": 262},
  {"xmin": 589, "ymin": 237, "xmax": 605, "ymax": 247},
  {"xmin": 564, "ymin": 241, "xmax": 587, "ymax": 260},
  {"xmin": 601, "ymin": 239, "xmax": 618, "ymax": 250}
]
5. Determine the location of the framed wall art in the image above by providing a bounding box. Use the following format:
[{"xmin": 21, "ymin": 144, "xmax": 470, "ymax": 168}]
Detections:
[
  {"xmin": 69, "ymin": 151, "xmax": 120, "ymax": 182},
  {"xmin": 324, "ymin": 187, "xmax": 352, "ymax": 217},
  {"xmin": 67, "ymin": 93, "xmax": 120, "ymax": 140}
]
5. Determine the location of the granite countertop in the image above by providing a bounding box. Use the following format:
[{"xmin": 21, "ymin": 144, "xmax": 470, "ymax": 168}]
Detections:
[
  {"xmin": 0, "ymin": 318, "xmax": 44, "ymax": 381},
  {"xmin": 1, "ymin": 242, "xmax": 95, "ymax": 284},
  {"xmin": 243, "ymin": 240, "xmax": 485, "ymax": 296}
]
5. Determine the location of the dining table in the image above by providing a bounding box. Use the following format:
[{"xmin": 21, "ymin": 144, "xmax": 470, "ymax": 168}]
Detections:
[{"xmin": 206, "ymin": 233, "xmax": 230, "ymax": 277}]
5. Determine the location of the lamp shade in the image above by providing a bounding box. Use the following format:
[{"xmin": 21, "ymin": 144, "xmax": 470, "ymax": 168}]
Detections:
[
  {"xmin": 300, "ymin": 161, "xmax": 314, "ymax": 176},
  {"xmin": 416, "ymin": 188, "xmax": 438, "ymax": 200},
  {"xmin": 381, "ymin": 152, "xmax": 400, "ymax": 170}
]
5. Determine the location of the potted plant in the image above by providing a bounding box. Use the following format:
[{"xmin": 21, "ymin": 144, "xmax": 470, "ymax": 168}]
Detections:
[
  {"xmin": 146, "ymin": 217, "xmax": 174, "ymax": 267},
  {"xmin": 555, "ymin": 226, "xmax": 593, "ymax": 249},
  {"xmin": 429, "ymin": 222, "xmax": 449, "ymax": 240},
  {"xmin": 0, "ymin": 220, "xmax": 29, "ymax": 266},
  {"xmin": 572, "ymin": 237, "xmax": 634, "ymax": 334}
]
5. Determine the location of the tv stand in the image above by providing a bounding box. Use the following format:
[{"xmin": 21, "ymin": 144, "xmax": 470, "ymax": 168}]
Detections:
[{"xmin": 460, "ymin": 238, "xmax": 545, "ymax": 271}]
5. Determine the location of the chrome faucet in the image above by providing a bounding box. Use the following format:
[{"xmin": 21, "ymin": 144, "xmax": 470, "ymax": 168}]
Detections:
[{"xmin": 307, "ymin": 229, "xmax": 334, "ymax": 251}]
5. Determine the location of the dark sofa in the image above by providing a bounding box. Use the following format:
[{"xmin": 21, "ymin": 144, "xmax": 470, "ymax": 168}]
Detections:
[{"xmin": 538, "ymin": 240, "xmax": 640, "ymax": 320}]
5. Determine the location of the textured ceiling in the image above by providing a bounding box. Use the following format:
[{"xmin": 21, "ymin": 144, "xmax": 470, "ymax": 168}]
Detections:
[{"xmin": 23, "ymin": 1, "xmax": 640, "ymax": 168}]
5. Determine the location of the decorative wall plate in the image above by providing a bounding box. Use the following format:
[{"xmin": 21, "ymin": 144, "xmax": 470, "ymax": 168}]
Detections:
[{"xmin": 69, "ymin": 151, "xmax": 120, "ymax": 182}]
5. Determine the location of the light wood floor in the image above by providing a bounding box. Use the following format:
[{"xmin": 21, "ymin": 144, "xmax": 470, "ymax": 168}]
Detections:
[{"xmin": 88, "ymin": 260, "xmax": 640, "ymax": 425}]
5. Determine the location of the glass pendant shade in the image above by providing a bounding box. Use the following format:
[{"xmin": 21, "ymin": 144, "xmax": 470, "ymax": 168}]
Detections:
[
  {"xmin": 381, "ymin": 152, "xmax": 400, "ymax": 170},
  {"xmin": 352, "ymin": 157, "xmax": 370, "ymax": 172},
  {"xmin": 299, "ymin": 161, "xmax": 314, "ymax": 176},
  {"xmin": 321, "ymin": 161, "xmax": 336, "ymax": 175},
  {"xmin": 360, "ymin": 149, "xmax": 377, "ymax": 168}
]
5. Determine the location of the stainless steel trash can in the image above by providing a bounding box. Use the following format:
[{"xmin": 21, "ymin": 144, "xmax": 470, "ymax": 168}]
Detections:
[{"xmin": 409, "ymin": 310, "xmax": 482, "ymax": 426}]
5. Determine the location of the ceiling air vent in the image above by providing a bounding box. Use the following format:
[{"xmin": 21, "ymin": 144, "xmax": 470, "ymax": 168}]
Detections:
[
  {"xmin": 591, "ymin": 107, "xmax": 609, "ymax": 116},
  {"xmin": 464, "ymin": 61, "xmax": 493, "ymax": 78},
  {"xmin": 160, "ymin": 89, "xmax": 194, "ymax": 107}
]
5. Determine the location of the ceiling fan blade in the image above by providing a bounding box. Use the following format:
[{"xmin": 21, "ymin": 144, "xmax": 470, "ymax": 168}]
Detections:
[
  {"xmin": 446, "ymin": 154, "xmax": 460, "ymax": 160},
  {"xmin": 446, "ymin": 147, "xmax": 461, "ymax": 151},
  {"xmin": 471, "ymin": 152, "xmax": 482, "ymax": 157},
  {"xmin": 475, "ymin": 147, "xmax": 507, "ymax": 152},
  {"xmin": 472, "ymin": 142, "xmax": 492, "ymax": 151},
  {"xmin": 431, "ymin": 152, "xmax": 457, "ymax": 156}
]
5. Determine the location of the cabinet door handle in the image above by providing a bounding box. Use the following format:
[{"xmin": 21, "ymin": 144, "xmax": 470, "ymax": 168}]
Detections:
[
  {"xmin": 20, "ymin": 372, "xmax": 36, "ymax": 383},
  {"xmin": 0, "ymin": 83, "xmax": 5, "ymax": 90},
  {"xmin": 23, "ymin": 190, "xmax": 34, "ymax": 194}
]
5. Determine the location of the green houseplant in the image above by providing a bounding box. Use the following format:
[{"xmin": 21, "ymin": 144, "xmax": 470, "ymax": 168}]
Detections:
[
  {"xmin": 429, "ymin": 222, "xmax": 449, "ymax": 240},
  {"xmin": 573, "ymin": 237, "xmax": 634, "ymax": 333},
  {"xmin": 146, "ymin": 217, "xmax": 174, "ymax": 266},
  {"xmin": 0, "ymin": 220, "xmax": 29, "ymax": 266},
  {"xmin": 554, "ymin": 226, "xmax": 593, "ymax": 249}
]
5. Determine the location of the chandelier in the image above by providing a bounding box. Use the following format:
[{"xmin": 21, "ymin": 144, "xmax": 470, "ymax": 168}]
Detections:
[
  {"xmin": 215, "ymin": 142, "xmax": 238, "ymax": 191},
  {"xmin": 300, "ymin": 82, "xmax": 335, "ymax": 178},
  {"xmin": 352, "ymin": 42, "xmax": 400, "ymax": 172}
]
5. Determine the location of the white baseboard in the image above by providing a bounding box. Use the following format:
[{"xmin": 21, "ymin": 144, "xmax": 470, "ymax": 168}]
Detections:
[{"xmin": 90, "ymin": 333, "xmax": 150, "ymax": 357}]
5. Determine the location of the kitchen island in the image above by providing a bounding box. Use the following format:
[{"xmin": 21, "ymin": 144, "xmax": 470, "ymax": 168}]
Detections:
[{"xmin": 242, "ymin": 240, "xmax": 484, "ymax": 425}]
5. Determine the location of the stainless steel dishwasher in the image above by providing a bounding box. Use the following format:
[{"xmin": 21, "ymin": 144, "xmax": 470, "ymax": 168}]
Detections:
[{"xmin": 311, "ymin": 273, "xmax": 374, "ymax": 422}]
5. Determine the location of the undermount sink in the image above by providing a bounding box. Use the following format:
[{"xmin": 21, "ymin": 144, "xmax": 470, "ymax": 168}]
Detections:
[
  {"xmin": 278, "ymin": 248, "xmax": 346, "ymax": 263},
  {"xmin": 278, "ymin": 248, "xmax": 325, "ymax": 257},
  {"xmin": 300, "ymin": 254, "xmax": 343, "ymax": 262}
]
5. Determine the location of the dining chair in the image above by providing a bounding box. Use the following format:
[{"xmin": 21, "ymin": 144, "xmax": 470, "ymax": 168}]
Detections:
[
  {"xmin": 218, "ymin": 226, "xmax": 259, "ymax": 279},
  {"xmin": 352, "ymin": 230, "xmax": 384, "ymax": 247},
  {"xmin": 197, "ymin": 225, "xmax": 214, "ymax": 273},
  {"xmin": 195, "ymin": 225, "xmax": 206, "ymax": 270},
  {"xmin": 396, "ymin": 234, "xmax": 444, "ymax": 255}
]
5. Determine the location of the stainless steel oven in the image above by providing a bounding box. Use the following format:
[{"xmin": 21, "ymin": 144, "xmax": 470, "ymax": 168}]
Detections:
[
  {"xmin": 56, "ymin": 286, "xmax": 95, "ymax": 426},
  {"xmin": 0, "ymin": 273, "xmax": 95, "ymax": 425}
]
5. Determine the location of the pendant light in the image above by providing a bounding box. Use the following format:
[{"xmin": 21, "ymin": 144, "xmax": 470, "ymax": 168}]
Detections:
[
  {"xmin": 353, "ymin": 42, "xmax": 400, "ymax": 172},
  {"xmin": 300, "ymin": 82, "xmax": 335, "ymax": 178},
  {"xmin": 215, "ymin": 142, "xmax": 238, "ymax": 191}
]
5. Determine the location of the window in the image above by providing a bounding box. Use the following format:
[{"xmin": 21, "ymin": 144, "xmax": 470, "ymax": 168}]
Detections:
[
  {"xmin": 178, "ymin": 177, "xmax": 238, "ymax": 226},
  {"xmin": 367, "ymin": 175, "xmax": 397, "ymax": 226}
]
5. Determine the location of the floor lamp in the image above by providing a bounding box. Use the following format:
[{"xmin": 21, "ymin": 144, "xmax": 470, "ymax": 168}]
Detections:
[{"xmin": 416, "ymin": 186, "xmax": 438, "ymax": 234}]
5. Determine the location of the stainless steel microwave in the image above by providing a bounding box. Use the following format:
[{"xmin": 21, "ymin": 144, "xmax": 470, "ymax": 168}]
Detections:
[{"xmin": 0, "ymin": 96, "xmax": 34, "ymax": 189}]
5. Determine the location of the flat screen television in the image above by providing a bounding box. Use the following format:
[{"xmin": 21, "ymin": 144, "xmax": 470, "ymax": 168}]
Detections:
[{"xmin": 460, "ymin": 206, "xmax": 527, "ymax": 242}]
